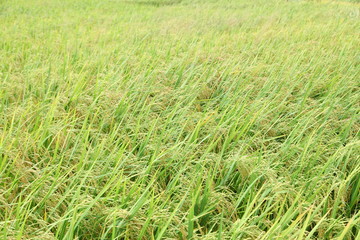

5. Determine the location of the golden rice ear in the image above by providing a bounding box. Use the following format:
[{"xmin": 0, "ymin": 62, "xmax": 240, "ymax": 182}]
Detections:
[{"xmin": 197, "ymin": 85, "xmax": 214, "ymax": 101}]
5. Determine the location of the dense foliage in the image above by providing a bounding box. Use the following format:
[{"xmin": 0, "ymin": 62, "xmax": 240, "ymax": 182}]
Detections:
[{"xmin": 0, "ymin": 0, "xmax": 359, "ymax": 239}]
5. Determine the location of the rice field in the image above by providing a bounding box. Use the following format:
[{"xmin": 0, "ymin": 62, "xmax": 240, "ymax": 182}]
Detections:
[{"xmin": 0, "ymin": 0, "xmax": 359, "ymax": 239}]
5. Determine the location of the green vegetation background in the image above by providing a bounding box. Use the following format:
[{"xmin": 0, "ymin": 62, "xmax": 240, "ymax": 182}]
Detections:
[{"xmin": 0, "ymin": 0, "xmax": 359, "ymax": 239}]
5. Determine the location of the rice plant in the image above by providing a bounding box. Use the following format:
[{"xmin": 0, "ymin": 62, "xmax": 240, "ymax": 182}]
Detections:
[{"xmin": 0, "ymin": 0, "xmax": 359, "ymax": 239}]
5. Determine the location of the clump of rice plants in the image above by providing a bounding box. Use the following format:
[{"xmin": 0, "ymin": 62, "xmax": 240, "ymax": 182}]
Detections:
[{"xmin": 0, "ymin": 0, "xmax": 359, "ymax": 239}]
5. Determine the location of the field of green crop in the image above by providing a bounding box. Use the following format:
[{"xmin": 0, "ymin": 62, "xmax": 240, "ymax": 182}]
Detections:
[{"xmin": 1, "ymin": 0, "xmax": 359, "ymax": 239}]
